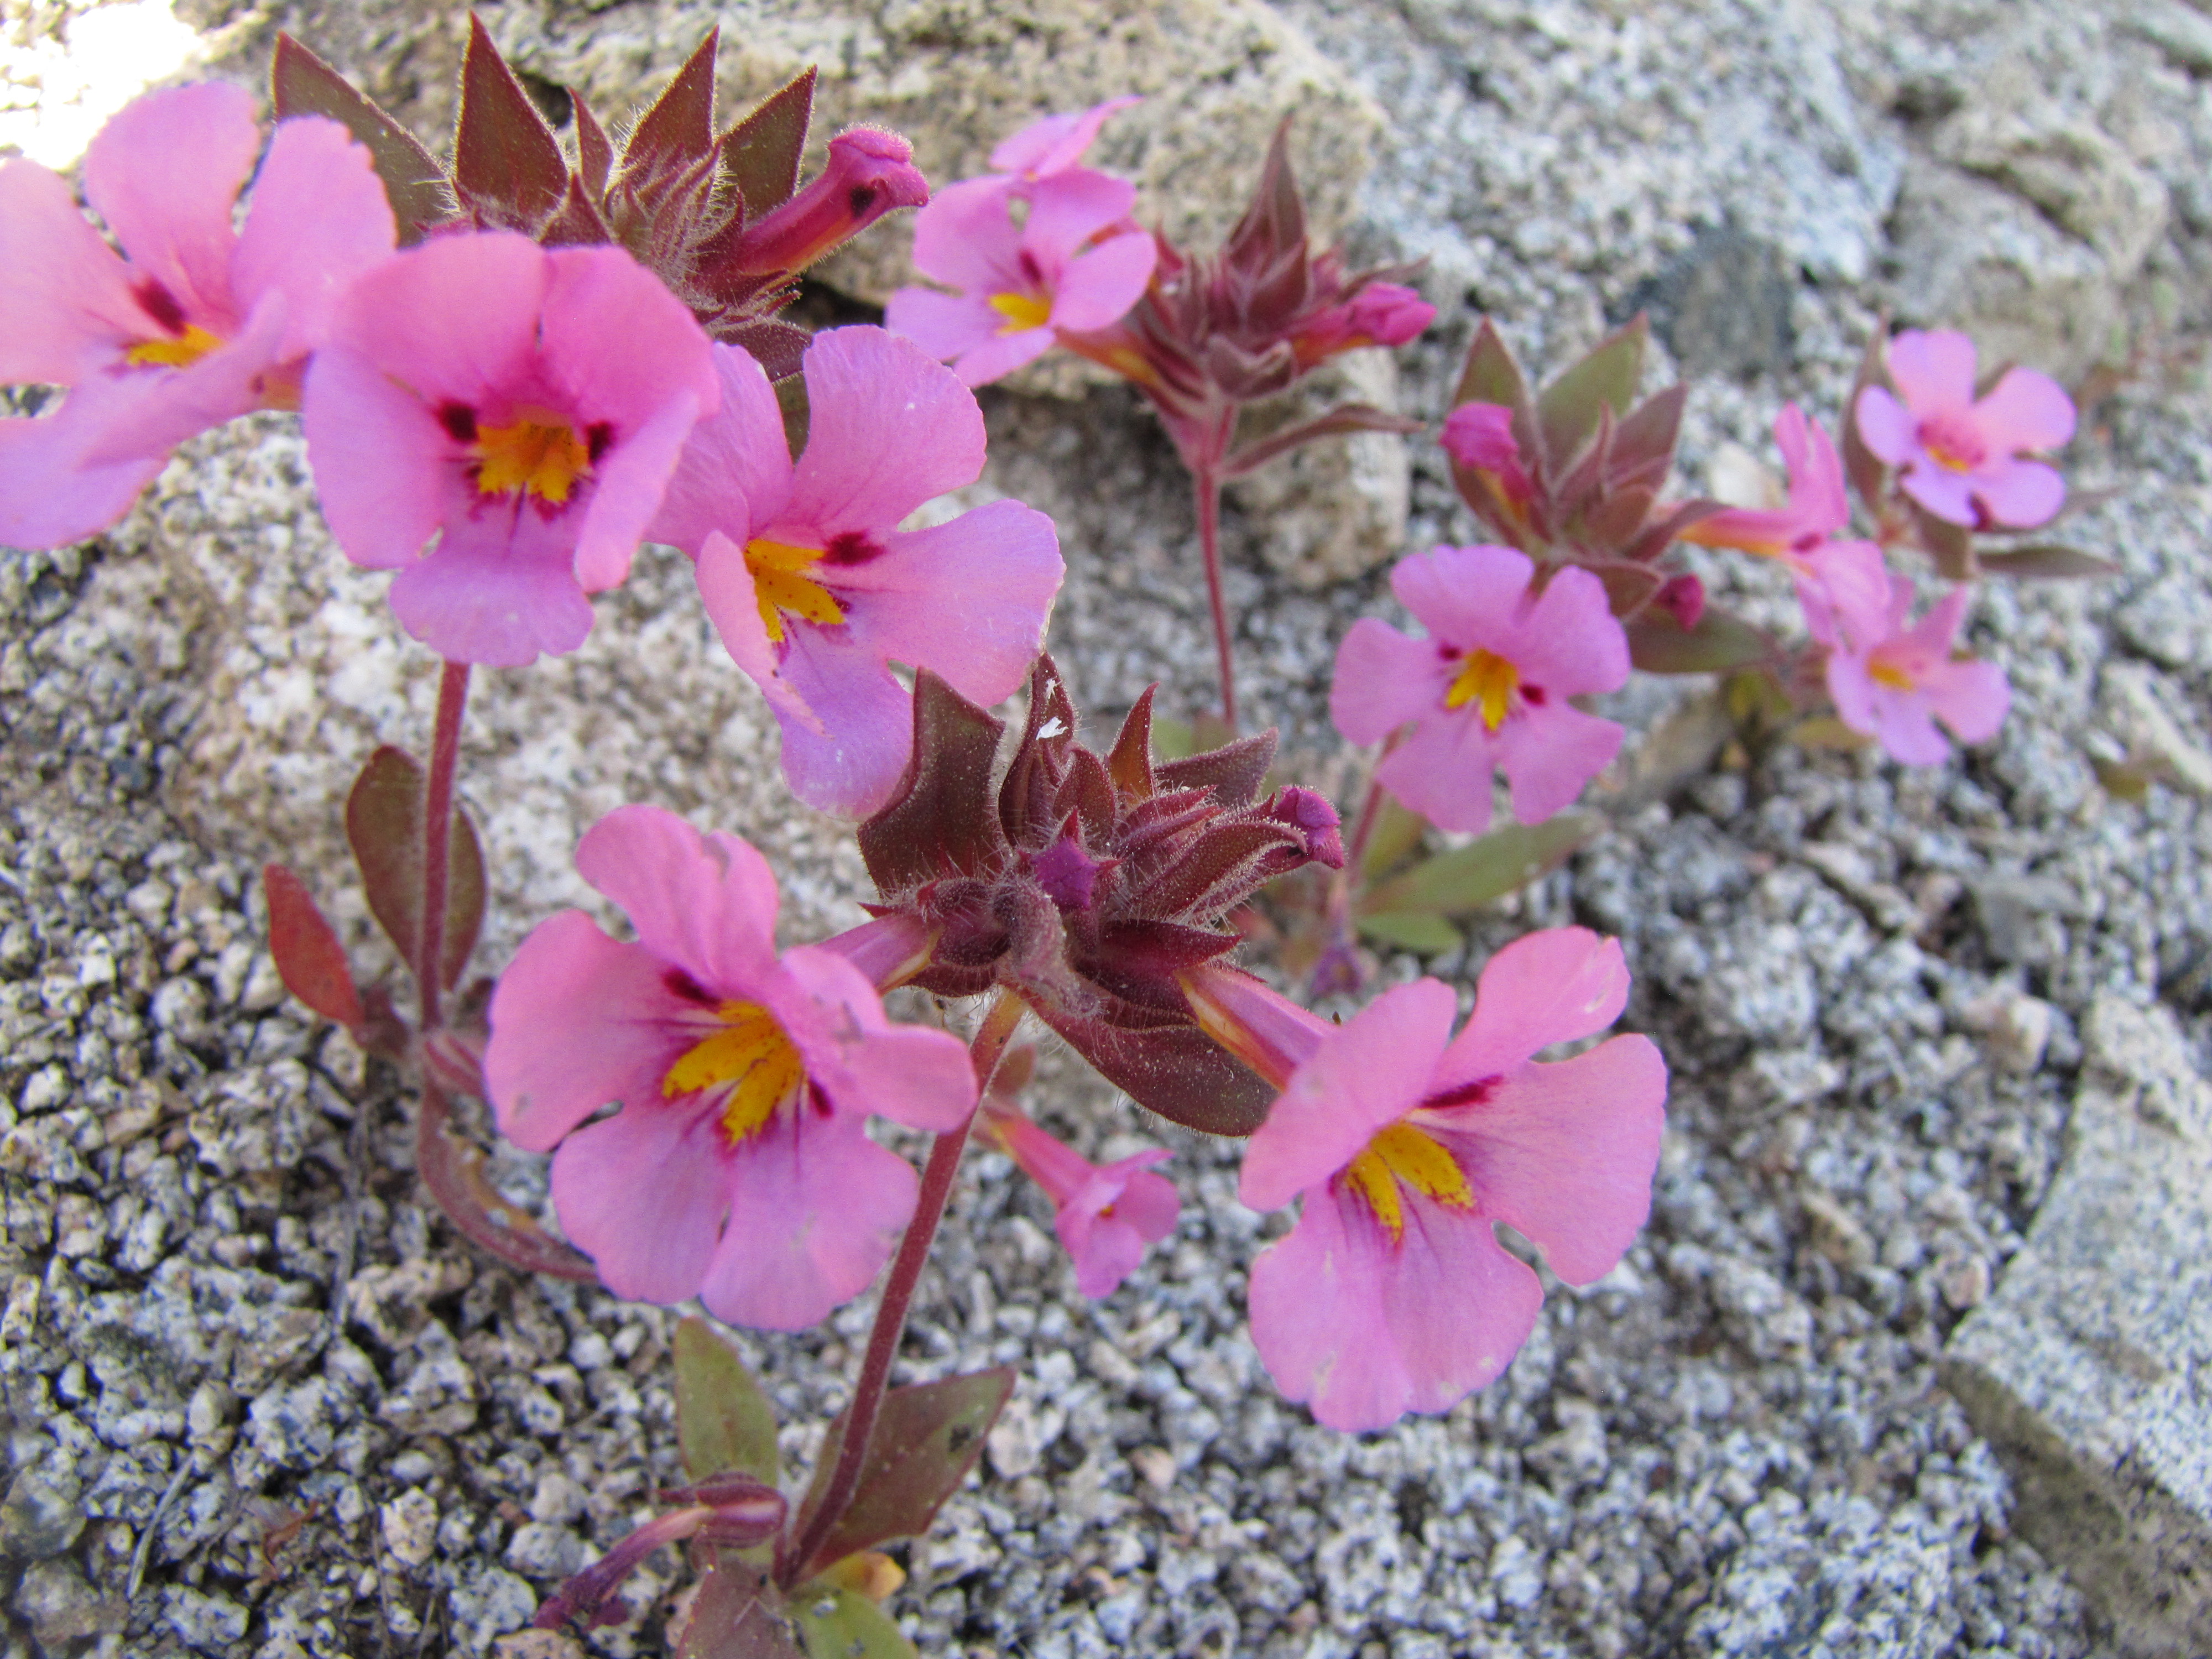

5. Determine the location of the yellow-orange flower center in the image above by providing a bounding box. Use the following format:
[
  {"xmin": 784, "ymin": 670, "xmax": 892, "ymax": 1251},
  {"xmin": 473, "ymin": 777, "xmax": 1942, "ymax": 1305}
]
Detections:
[
  {"xmin": 662, "ymin": 1000, "xmax": 806, "ymax": 1146},
  {"xmin": 1342, "ymin": 1121, "xmax": 1474, "ymax": 1242},
  {"xmin": 125, "ymin": 323, "xmax": 223, "ymax": 370},
  {"xmin": 989, "ymin": 291, "xmax": 1053, "ymax": 333},
  {"xmin": 473, "ymin": 413, "xmax": 593, "ymax": 504},
  {"xmin": 1870, "ymin": 660, "xmax": 1917, "ymax": 692},
  {"xmin": 1443, "ymin": 648, "xmax": 1520, "ymax": 731},
  {"xmin": 744, "ymin": 539, "xmax": 847, "ymax": 643}
]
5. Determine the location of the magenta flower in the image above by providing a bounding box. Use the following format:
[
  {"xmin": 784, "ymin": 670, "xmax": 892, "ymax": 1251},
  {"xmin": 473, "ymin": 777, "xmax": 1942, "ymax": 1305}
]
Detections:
[
  {"xmin": 485, "ymin": 805, "xmax": 977, "ymax": 1331},
  {"xmin": 1236, "ymin": 928, "xmax": 1666, "ymax": 1433},
  {"xmin": 1331, "ymin": 545, "xmax": 1630, "ymax": 833},
  {"xmin": 988, "ymin": 97, "xmax": 1142, "ymax": 185},
  {"xmin": 1292, "ymin": 280, "xmax": 1433, "ymax": 367},
  {"xmin": 885, "ymin": 166, "xmax": 1157, "ymax": 388},
  {"xmin": 650, "ymin": 326, "xmax": 1063, "ymax": 817},
  {"xmin": 0, "ymin": 81, "xmax": 395, "ymax": 549},
  {"xmin": 983, "ymin": 1099, "xmax": 1179, "ymax": 1298},
  {"xmin": 1803, "ymin": 557, "xmax": 2010, "ymax": 766},
  {"xmin": 1681, "ymin": 402, "xmax": 1848, "ymax": 564},
  {"xmin": 301, "ymin": 231, "xmax": 718, "ymax": 667},
  {"xmin": 1854, "ymin": 330, "xmax": 2075, "ymax": 528}
]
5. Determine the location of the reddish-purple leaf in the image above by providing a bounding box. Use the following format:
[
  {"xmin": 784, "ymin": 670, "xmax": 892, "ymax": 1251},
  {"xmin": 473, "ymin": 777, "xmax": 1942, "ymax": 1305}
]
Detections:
[
  {"xmin": 453, "ymin": 16, "xmax": 571, "ymax": 231},
  {"xmin": 1154, "ymin": 730, "xmax": 1275, "ymax": 810},
  {"xmin": 1221, "ymin": 403, "xmax": 1424, "ymax": 479},
  {"xmin": 1975, "ymin": 543, "xmax": 2121, "ymax": 580},
  {"xmin": 1452, "ymin": 317, "xmax": 1533, "ymax": 418},
  {"xmin": 623, "ymin": 30, "xmax": 720, "ymax": 182},
  {"xmin": 572, "ymin": 94, "xmax": 615, "ymax": 199},
  {"xmin": 1840, "ymin": 318, "xmax": 1892, "ymax": 514},
  {"xmin": 270, "ymin": 34, "xmax": 448, "ymax": 243},
  {"xmin": 344, "ymin": 746, "xmax": 488, "ymax": 989},
  {"xmin": 417, "ymin": 1079, "xmax": 597, "ymax": 1280},
  {"xmin": 261, "ymin": 864, "xmax": 364, "ymax": 1029},
  {"xmin": 792, "ymin": 1370, "xmax": 1014, "ymax": 1582},
  {"xmin": 1590, "ymin": 558, "xmax": 1666, "ymax": 617},
  {"xmin": 1104, "ymin": 686, "xmax": 1159, "ymax": 800},
  {"xmin": 719, "ymin": 69, "xmax": 815, "ymax": 218},
  {"xmin": 1622, "ymin": 496, "xmax": 1723, "ymax": 564},
  {"xmin": 1579, "ymin": 483, "xmax": 1658, "ymax": 552},
  {"xmin": 679, "ymin": 1556, "xmax": 805, "ymax": 1659},
  {"xmin": 1906, "ymin": 500, "xmax": 1978, "ymax": 581},
  {"xmin": 1625, "ymin": 604, "xmax": 1774, "ymax": 675},
  {"xmin": 858, "ymin": 674, "xmax": 1009, "ymax": 895},
  {"xmin": 718, "ymin": 317, "xmax": 811, "ymax": 379},
  {"xmin": 1610, "ymin": 383, "xmax": 1686, "ymax": 489},
  {"xmin": 1036, "ymin": 1004, "xmax": 1273, "ymax": 1135},
  {"xmin": 1536, "ymin": 314, "xmax": 1646, "ymax": 474},
  {"xmin": 539, "ymin": 174, "xmax": 613, "ymax": 246}
]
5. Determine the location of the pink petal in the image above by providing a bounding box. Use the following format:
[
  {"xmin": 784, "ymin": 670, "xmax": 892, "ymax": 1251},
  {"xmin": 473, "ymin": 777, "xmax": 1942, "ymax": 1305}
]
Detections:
[
  {"xmin": 696, "ymin": 531, "xmax": 813, "ymax": 727},
  {"xmin": 1797, "ymin": 539, "xmax": 1893, "ymax": 649},
  {"xmin": 1870, "ymin": 686, "xmax": 1953, "ymax": 766},
  {"xmin": 328, "ymin": 230, "xmax": 550, "ymax": 410},
  {"xmin": 907, "ymin": 175, "xmax": 1022, "ymax": 293},
  {"xmin": 572, "ymin": 803, "xmax": 785, "ymax": 999},
  {"xmin": 385, "ymin": 510, "xmax": 595, "ymax": 666},
  {"xmin": 1968, "ymin": 458, "xmax": 2064, "ymax": 529},
  {"xmin": 0, "ymin": 159, "xmax": 144, "ymax": 383},
  {"xmin": 696, "ymin": 1114, "xmax": 918, "ymax": 1330},
  {"xmin": 1330, "ymin": 617, "xmax": 1449, "ymax": 745},
  {"xmin": 1926, "ymin": 658, "xmax": 2009, "ymax": 745},
  {"xmin": 1390, "ymin": 544, "xmax": 1536, "ymax": 654},
  {"xmin": 1898, "ymin": 462, "xmax": 1976, "ymax": 526},
  {"xmin": 952, "ymin": 325, "xmax": 1056, "ymax": 388},
  {"xmin": 230, "ymin": 114, "xmax": 398, "ymax": 360},
  {"xmin": 1493, "ymin": 701, "xmax": 1622, "ymax": 824},
  {"xmin": 1852, "ymin": 385, "xmax": 1917, "ymax": 468},
  {"xmin": 777, "ymin": 944, "xmax": 976, "ymax": 1131},
  {"xmin": 1974, "ymin": 366, "xmax": 2075, "ymax": 453},
  {"xmin": 883, "ymin": 285, "xmax": 1004, "ymax": 364},
  {"xmin": 1248, "ymin": 1185, "xmax": 1543, "ymax": 1433},
  {"xmin": 1681, "ymin": 504, "xmax": 1799, "ymax": 556},
  {"xmin": 539, "ymin": 243, "xmax": 718, "ymax": 436},
  {"xmin": 549, "ymin": 1095, "xmax": 730, "ymax": 1306},
  {"xmin": 1779, "ymin": 403, "xmax": 1849, "ymax": 531},
  {"xmin": 486, "ymin": 911, "xmax": 683, "ymax": 1152},
  {"xmin": 650, "ymin": 343, "xmax": 794, "ymax": 556},
  {"xmin": 1825, "ymin": 650, "xmax": 1879, "ymax": 738},
  {"xmin": 1240, "ymin": 977, "xmax": 1456, "ymax": 1212},
  {"xmin": 79, "ymin": 288, "xmax": 288, "ymax": 465},
  {"xmin": 1432, "ymin": 1033, "xmax": 1666, "ymax": 1285},
  {"xmin": 760, "ymin": 620, "xmax": 916, "ymax": 818},
  {"xmin": 1060, "ymin": 1165, "xmax": 1178, "ymax": 1299},
  {"xmin": 1886, "ymin": 328, "xmax": 1978, "ymax": 414},
  {"xmin": 572, "ymin": 388, "xmax": 705, "ymax": 592},
  {"xmin": 1503, "ymin": 564, "xmax": 1628, "ymax": 696},
  {"xmin": 82, "ymin": 82, "xmax": 259, "ymax": 331},
  {"xmin": 1436, "ymin": 927, "xmax": 1631, "ymax": 1083},
  {"xmin": 300, "ymin": 341, "xmax": 450, "ymax": 569},
  {"xmin": 989, "ymin": 97, "xmax": 1140, "ymax": 178},
  {"xmin": 1375, "ymin": 708, "xmax": 1501, "ymax": 834},
  {"xmin": 1048, "ymin": 229, "xmax": 1156, "ymax": 332},
  {"xmin": 832, "ymin": 499, "xmax": 1063, "ymax": 704},
  {"xmin": 1021, "ymin": 168, "xmax": 1138, "ymax": 267},
  {"xmin": 0, "ymin": 373, "xmax": 166, "ymax": 549},
  {"xmin": 777, "ymin": 327, "xmax": 985, "ymax": 537}
]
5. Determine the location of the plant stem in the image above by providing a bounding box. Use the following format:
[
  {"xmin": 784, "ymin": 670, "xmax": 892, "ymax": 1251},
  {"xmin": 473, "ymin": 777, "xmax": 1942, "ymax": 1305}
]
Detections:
[
  {"xmin": 784, "ymin": 992, "xmax": 1025, "ymax": 1584},
  {"xmin": 417, "ymin": 660, "xmax": 471, "ymax": 1033},
  {"xmin": 1193, "ymin": 464, "xmax": 1237, "ymax": 733}
]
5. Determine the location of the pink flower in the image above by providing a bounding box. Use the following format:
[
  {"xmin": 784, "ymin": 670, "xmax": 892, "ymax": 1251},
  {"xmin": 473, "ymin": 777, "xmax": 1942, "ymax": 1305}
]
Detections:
[
  {"xmin": 1292, "ymin": 281, "xmax": 1433, "ymax": 366},
  {"xmin": 650, "ymin": 326, "xmax": 1062, "ymax": 816},
  {"xmin": 0, "ymin": 81, "xmax": 395, "ymax": 549},
  {"xmin": 1681, "ymin": 403, "xmax": 1849, "ymax": 563},
  {"xmin": 886, "ymin": 167, "xmax": 1157, "ymax": 387},
  {"xmin": 1331, "ymin": 545, "xmax": 1630, "ymax": 833},
  {"xmin": 982, "ymin": 1098, "xmax": 1178, "ymax": 1298},
  {"xmin": 302, "ymin": 232, "xmax": 718, "ymax": 667},
  {"xmin": 1854, "ymin": 330, "xmax": 2074, "ymax": 528},
  {"xmin": 987, "ymin": 97, "xmax": 1142, "ymax": 185},
  {"xmin": 1803, "ymin": 556, "xmax": 2010, "ymax": 766},
  {"xmin": 485, "ymin": 805, "xmax": 977, "ymax": 1331},
  {"xmin": 1237, "ymin": 928, "xmax": 1666, "ymax": 1432}
]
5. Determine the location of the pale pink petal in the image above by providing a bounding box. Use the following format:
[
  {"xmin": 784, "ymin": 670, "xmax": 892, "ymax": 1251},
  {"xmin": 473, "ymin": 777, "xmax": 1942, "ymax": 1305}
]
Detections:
[
  {"xmin": 1432, "ymin": 1034, "xmax": 1666, "ymax": 1285},
  {"xmin": 1681, "ymin": 504, "xmax": 1799, "ymax": 556},
  {"xmin": 549, "ymin": 1097, "xmax": 728, "ymax": 1306},
  {"xmin": 1825, "ymin": 650, "xmax": 1879, "ymax": 737},
  {"xmin": 1852, "ymin": 386, "xmax": 1917, "ymax": 467},
  {"xmin": 696, "ymin": 533, "xmax": 816, "ymax": 730},
  {"xmin": 1240, "ymin": 977, "xmax": 1456, "ymax": 1212},
  {"xmin": 883, "ymin": 285, "xmax": 1004, "ymax": 363},
  {"xmin": 1048, "ymin": 230, "xmax": 1156, "ymax": 332},
  {"xmin": 1060, "ymin": 1159, "xmax": 1178, "ymax": 1298},
  {"xmin": 1020, "ymin": 168, "xmax": 1137, "ymax": 267},
  {"xmin": 1390, "ymin": 544, "xmax": 1535, "ymax": 654},
  {"xmin": 539, "ymin": 243, "xmax": 718, "ymax": 434},
  {"xmin": 1926, "ymin": 658, "xmax": 2009, "ymax": 744},
  {"xmin": 650, "ymin": 343, "xmax": 794, "ymax": 556},
  {"xmin": 486, "ymin": 911, "xmax": 683, "ymax": 1152},
  {"xmin": 0, "ymin": 373, "xmax": 166, "ymax": 549},
  {"xmin": 776, "ymin": 945, "xmax": 976, "ymax": 1131},
  {"xmin": 573, "ymin": 388, "xmax": 705, "ymax": 592},
  {"xmin": 386, "ymin": 510, "xmax": 594, "ymax": 666},
  {"xmin": 573, "ymin": 803, "xmax": 785, "ymax": 998},
  {"xmin": 1974, "ymin": 366, "xmax": 2074, "ymax": 453},
  {"xmin": 831, "ymin": 500, "xmax": 1063, "ymax": 702},
  {"xmin": 1503, "ymin": 564, "xmax": 1628, "ymax": 695},
  {"xmin": 1436, "ymin": 928, "xmax": 1632, "ymax": 1086},
  {"xmin": 1329, "ymin": 617, "xmax": 1450, "ymax": 745},
  {"xmin": 1493, "ymin": 702, "xmax": 1621, "ymax": 824},
  {"xmin": 696, "ymin": 1114, "xmax": 917, "ymax": 1330},
  {"xmin": 907, "ymin": 176, "xmax": 1023, "ymax": 293},
  {"xmin": 1870, "ymin": 687, "xmax": 1952, "ymax": 766},
  {"xmin": 778, "ymin": 328, "xmax": 985, "ymax": 536},
  {"xmin": 989, "ymin": 97, "xmax": 1140, "ymax": 178},
  {"xmin": 761, "ymin": 623, "xmax": 916, "ymax": 818},
  {"xmin": 301, "ymin": 341, "xmax": 451, "ymax": 570},
  {"xmin": 1969, "ymin": 458, "xmax": 2064, "ymax": 528},
  {"xmin": 1781, "ymin": 404, "xmax": 1849, "ymax": 531},
  {"xmin": 229, "ymin": 115, "xmax": 398, "ymax": 359},
  {"xmin": 1900, "ymin": 585, "xmax": 1970, "ymax": 656},
  {"xmin": 1376, "ymin": 709, "xmax": 1501, "ymax": 834},
  {"xmin": 1886, "ymin": 328, "xmax": 1978, "ymax": 414},
  {"xmin": 327, "ymin": 231, "xmax": 549, "ymax": 409},
  {"xmin": 952, "ymin": 325, "xmax": 1056, "ymax": 388},
  {"xmin": 1898, "ymin": 462, "xmax": 1976, "ymax": 526},
  {"xmin": 0, "ymin": 159, "xmax": 144, "ymax": 382},
  {"xmin": 82, "ymin": 82, "xmax": 259, "ymax": 330},
  {"xmin": 1797, "ymin": 539, "xmax": 1892, "ymax": 648}
]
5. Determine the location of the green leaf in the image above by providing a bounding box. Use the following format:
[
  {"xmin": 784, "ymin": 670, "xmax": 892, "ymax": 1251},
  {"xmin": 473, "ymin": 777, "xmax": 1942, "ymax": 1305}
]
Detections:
[
  {"xmin": 790, "ymin": 1580, "xmax": 916, "ymax": 1659},
  {"xmin": 1360, "ymin": 796, "xmax": 1428, "ymax": 880},
  {"xmin": 720, "ymin": 69, "xmax": 816, "ymax": 220},
  {"xmin": 270, "ymin": 34, "xmax": 447, "ymax": 243},
  {"xmin": 1452, "ymin": 317, "xmax": 1531, "ymax": 415},
  {"xmin": 343, "ymin": 747, "xmax": 487, "ymax": 990},
  {"xmin": 792, "ymin": 1370, "xmax": 1014, "ymax": 1580},
  {"xmin": 1362, "ymin": 812, "xmax": 1599, "ymax": 918},
  {"xmin": 1625, "ymin": 606, "xmax": 1772, "ymax": 675},
  {"xmin": 676, "ymin": 1317, "xmax": 780, "ymax": 1486},
  {"xmin": 1355, "ymin": 910, "xmax": 1462, "ymax": 954},
  {"xmin": 453, "ymin": 15, "xmax": 571, "ymax": 230},
  {"xmin": 1976, "ymin": 544, "xmax": 2121, "ymax": 580},
  {"xmin": 1536, "ymin": 314, "xmax": 1646, "ymax": 472},
  {"xmin": 1147, "ymin": 715, "xmax": 1198, "ymax": 763}
]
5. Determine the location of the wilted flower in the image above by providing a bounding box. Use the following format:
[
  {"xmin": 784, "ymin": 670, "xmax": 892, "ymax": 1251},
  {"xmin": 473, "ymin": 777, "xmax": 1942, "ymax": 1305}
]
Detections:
[{"xmin": 1854, "ymin": 329, "xmax": 2074, "ymax": 529}]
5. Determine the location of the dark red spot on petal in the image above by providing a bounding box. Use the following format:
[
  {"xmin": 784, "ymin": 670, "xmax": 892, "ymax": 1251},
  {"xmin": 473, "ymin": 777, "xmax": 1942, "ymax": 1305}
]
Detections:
[
  {"xmin": 437, "ymin": 403, "xmax": 478, "ymax": 444},
  {"xmin": 848, "ymin": 185, "xmax": 876, "ymax": 217},
  {"xmin": 133, "ymin": 278, "xmax": 187, "ymax": 337},
  {"xmin": 1422, "ymin": 1075, "xmax": 1499, "ymax": 1111},
  {"xmin": 824, "ymin": 530, "xmax": 883, "ymax": 566},
  {"xmin": 662, "ymin": 967, "xmax": 713, "ymax": 1004},
  {"xmin": 1521, "ymin": 684, "xmax": 1547, "ymax": 706},
  {"xmin": 586, "ymin": 421, "xmax": 615, "ymax": 463}
]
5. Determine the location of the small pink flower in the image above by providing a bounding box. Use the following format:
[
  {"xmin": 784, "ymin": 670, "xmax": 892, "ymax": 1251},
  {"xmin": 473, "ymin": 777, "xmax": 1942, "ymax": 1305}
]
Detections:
[
  {"xmin": 1331, "ymin": 545, "xmax": 1630, "ymax": 833},
  {"xmin": 0, "ymin": 81, "xmax": 395, "ymax": 548},
  {"xmin": 1292, "ymin": 281, "xmax": 1434, "ymax": 366},
  {"xmin": 650, "ymin": 326, "xmax": 1062, "ymax": 817},
  {"xmin": 1238, "ymin": 928, "xmax": 1667, "ymax": 1432},
  {"xmin": 1854, "ymin": 330, "xmax": 2074, "ymax": 528},
  {"xmin": 302, "ymin": 231, "xmax": 718, "ymax": 666},
  {"xmin": 983, "ymin": 1098, "xmax": 1178, "ymax": 1298},
  {"xmin": 486, "ymin": 805, "xmax": 977, "ymax": 1331},
  {"xmin": 1681, "ymin": 403, "xmax": 1849, "ymax": 563},
  {"xmin": 886, "ymin": 167, "xmax": 1157, "ymax": 387},
  {"xmin": 1803, "ymin": 555, "xmax": 2009, "ymax": 766},
  {"xmin": 987, "ymin": 97, "xmax": 1142, "ymax": 185}
]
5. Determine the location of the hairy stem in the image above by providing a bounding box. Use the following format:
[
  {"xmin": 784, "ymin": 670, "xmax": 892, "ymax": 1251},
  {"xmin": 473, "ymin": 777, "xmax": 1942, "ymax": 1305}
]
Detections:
[
  {"xmin": 1194, "ymin": 465, "xmax": 1238, "ymax": 733},
  {"xmin": 417, "ymin": 660, "xmax": 471, "ymax": 1032},
  {"xmin": 785, "ymin": 992, "xmax": 1025, "ymax": 1583}
]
